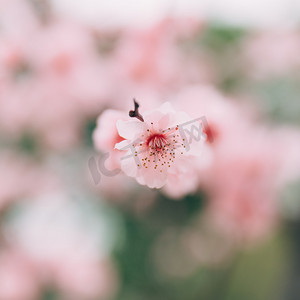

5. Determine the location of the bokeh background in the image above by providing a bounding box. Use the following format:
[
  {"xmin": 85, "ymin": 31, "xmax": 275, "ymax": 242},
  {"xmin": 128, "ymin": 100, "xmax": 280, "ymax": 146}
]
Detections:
[{"xmin": 1, "ymin": 0, "xmax": 300, "ymax": 299}]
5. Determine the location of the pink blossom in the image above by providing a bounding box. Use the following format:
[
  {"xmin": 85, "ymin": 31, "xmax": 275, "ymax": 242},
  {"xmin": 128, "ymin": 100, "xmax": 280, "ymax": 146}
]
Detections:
[
  {"xmin": 5, "ymin": 195, "xmax": 119, "ymax": 300},
  {"xmin": 26, "ymin": 20, "xmax": 110, "ymax": 114},
  {"xmin": 172, "ymin": 86, "xmax": 290, "ymax": 242},
  {"xmin": 0, "ymin": 250, "xmax": 40, "ymax": 300},
  {"xmin": 0, "ymin": 38, "xmax": 27, "ymax": 82},
  {"xmin": 114, "ymin": 20, "xmax": 181, "ymax": 89},
  {"xmin": 27, "ymin": 21, "xmax": 94, "ymax": 76},
  {"xmin": 0, "ymin": 0, "xmax": 40, "ymax": 40},
  {"xmin": 161, "ymin": 166, "xmax": 201, "ymax": 199},
  {"xmin": 55, "ymin": 257, "xmax": 117, "ymax": 300},
  {"xmin": 115, "ymin": 102, "xmax": 205, "ymax": 189},
  {"xmin": 174, "ymin": 85, "xmax": 252, "ymax": 146},
  {"xmin": 270, "ymin": 128, "xmax": 300, "ymax": 186},
  {"xmin": 110, "ymin": 18, "xmax": 211, "ymax": 95},
  {"xmin": 243, "ymin": 30, "xmax": 300, "ymax": 78},
  {"xmin": 172, "ymin": 85, "xmax": 250, "ymax": 188},
  {"xmin": 0, "ymin": 79, "xmax": 83, "ymax": 150},
  {"xmin": 0, "ymin": 0, "xmax": 40, "ymax": 85},
  {"xmin": 205, "ymin": 130, "xmax": 280, "ymax": 243},
  {"xmin": 0, "ymin": 14, "xmax": 110, "ymax": 149},
  {"xmin": 0, "ymin": 152, "xmax": 59, "ymax": 212},
  {"xmin": 93, "ymin": 109, "xmax": 127, "ymax": 170}
]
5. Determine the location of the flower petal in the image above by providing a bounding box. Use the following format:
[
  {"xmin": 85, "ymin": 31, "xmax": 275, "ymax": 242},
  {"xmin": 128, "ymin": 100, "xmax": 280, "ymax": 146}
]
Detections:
[{"xmin": 116, "ymin": 120, "xmax": 146, "ymax": 140}]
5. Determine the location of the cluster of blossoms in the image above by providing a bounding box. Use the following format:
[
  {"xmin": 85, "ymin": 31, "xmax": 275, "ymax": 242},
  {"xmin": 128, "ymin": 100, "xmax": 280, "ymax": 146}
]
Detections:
[
  {"xmin": 1, "ymin": 0, "xmax": 300, "ymax": 298},
  {"xmin": 93, "ymin": 85, "xmax": 300, "ymax": 246},
  {"xmin": 94, "ymin": 101, "xmax": 207, "ymax": 195},
  {"xmin": 0, "ymin": 193, "xmax": 118, "ymax": 300}
]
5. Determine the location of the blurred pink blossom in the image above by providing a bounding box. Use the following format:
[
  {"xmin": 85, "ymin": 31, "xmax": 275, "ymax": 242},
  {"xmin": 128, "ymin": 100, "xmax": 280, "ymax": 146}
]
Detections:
[
  {"xmin": 0, "ymin": 5, "xmax": 111, "ymax": 149},
  {"xmin": 173, "ymin": 85, "xmax": 248, "ymax": 186},
  {"xmin": 243, "ymin": 30, "xmax": 300, "ymax": 78},
  {"xmin": 0, "ymin": 0, "xmax": 40, "ymax": 39},
  {"xmin": 93, "ymin": 109, "xmax": 127, "ymax": 170},
  {"xmin": 110, "ymin": 18, "xmax": 211, "ymax": 97},
  {"xmin": 5, "ymin": 195, "xmax": 118, "ymax": 300},
  {"xmin": 270, "ymin": 127, "xmax": 300, "ymax": 186},
  {"xmin": 174, "ymin": 85, "xmax": 252, "ymax": 146},
  {"xmin": 172, "ymin": 85, "xmax": 300, "ymax": 243},
  {"xmin": 205, "ymin": 129, "xmax": 280, "ymax": 243},
  {"xmin": 0, "ymin": 249, "xmax": 40, "ymax": 300},
  {"xmin": 26, "ymin": 20, "xmax": 110, "ymax": 115},
  {"xmin": 0, "ymin": 152, "xmax": 59, "ymax": 212}
]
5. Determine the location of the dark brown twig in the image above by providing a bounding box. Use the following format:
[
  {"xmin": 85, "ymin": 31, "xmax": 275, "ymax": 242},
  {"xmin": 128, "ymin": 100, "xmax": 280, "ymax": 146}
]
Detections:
[{"xmin": 129, "ymin": 98, "xmax": 144, "ymax": 122}]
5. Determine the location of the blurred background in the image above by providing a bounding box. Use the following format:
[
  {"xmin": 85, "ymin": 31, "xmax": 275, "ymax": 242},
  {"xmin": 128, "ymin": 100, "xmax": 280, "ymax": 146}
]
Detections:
[{"xmin": 1, "ymin": 0, "xmax": 300, "ymax": 299}]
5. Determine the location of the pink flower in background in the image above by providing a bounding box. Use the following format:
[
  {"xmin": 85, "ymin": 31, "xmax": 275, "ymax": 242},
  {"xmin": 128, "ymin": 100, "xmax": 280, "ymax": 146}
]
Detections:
[
  {"xmin": 27, "ymin": 21, "xmax": 94, "ymax": 76},
  {"xmin": 270, "ymin": 128, "xmax": 300, "ymax": 186},
  {"xmin": 161, "ymin": 166, "xmax": 201, "ymax": 199},
  {"xmin": 93, "ymin": 109, "xmax": 127, "ymax": 170},
  {"xmin": 115, "ymin": 102, "xmax": 206, "ymax": 189},
  {"xmin": 174, "ymin": 85, "xmax": 252, "ymax": 146},
  {"xmin": 205, "ymin": 129, "xmax": 280, "ymax": 243},
  {"xmin": 171, "ymin": 85, "xmax": 300, "ymax": 242},
  {"xmin": 0, "ymin": 0, "xmax": 40, "ymax": 86},
  {"xmin": 0, "ymin": 0, "xmax": 40, "ymax": 39},
  {"xmin": 26, "ymin": 20, "xmax": 110, "ymax": 115},
  {"xmin": 5, "ymin": 195, "xmax": 119, "ymax": 300},
  {"xmin": 172, "ymin": 85, "xmax": 249, "ymax": 188},
  {"xmin": 243, "ymin": 30, "xmax": 300, "ymax": 78},
  {"xmin": 0, "ymin": 78, "xmax": 84, "ymax": 150},
  {"xmin": 113, "ymin": 19, "xmax": 183, "ymax": 89},
  {"xmin": 0, "ymin": 152, "xmax": 60, "ymax": 212},
  {"xmin": 0, "ymin": 250, "xmax": 40, "ymax": 300},
  {"xmin": 0, "ymin": 6, "xmax": 111, "ymax": 149},
  {"xmin": 56, "ymin": 257, "xmax": 117, "ymax": 300},
  {"xmin": 0, "ymin": 38, "xmax": 27, "ymax": 83},
  {"xmin": 111, "ymin": 18, "xmax": 211, "ymax": 96}
]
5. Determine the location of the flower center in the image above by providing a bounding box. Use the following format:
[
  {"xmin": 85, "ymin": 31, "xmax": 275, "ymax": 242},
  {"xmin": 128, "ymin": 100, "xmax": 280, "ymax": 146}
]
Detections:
[
  {"xmin": 131, "ymin": 125, "xmax": 184, "ymax": 173},
  {"xmin": 146, "ymin": 133, "xmax": 168, "ymax": 152}
]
